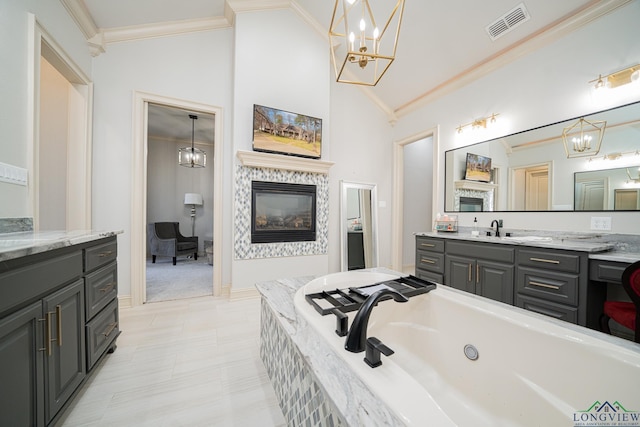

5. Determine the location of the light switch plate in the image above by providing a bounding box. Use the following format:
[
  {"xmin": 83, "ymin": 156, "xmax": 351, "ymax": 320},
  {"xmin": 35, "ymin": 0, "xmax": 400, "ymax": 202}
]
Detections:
[{"xmin": 590, "ymin": 217, "xmax": 612, "ymax": 231}]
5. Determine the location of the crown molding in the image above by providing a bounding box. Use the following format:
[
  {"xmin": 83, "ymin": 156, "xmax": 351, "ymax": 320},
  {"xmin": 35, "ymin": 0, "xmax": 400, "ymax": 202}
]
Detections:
[
  {"xmin": 102, "ymin": 16, "xmax": 232, "ymax": 45},
  {"xmin": 60, "ymin": 0, "xmax": 98, "ymax": 40},
  {"xmin": 227, "ymin": 0, "xmax": 292, "ymax": 13},
  {"xmin": 393, "ymin": 0, "xmax": 633, "ymax": 119}
]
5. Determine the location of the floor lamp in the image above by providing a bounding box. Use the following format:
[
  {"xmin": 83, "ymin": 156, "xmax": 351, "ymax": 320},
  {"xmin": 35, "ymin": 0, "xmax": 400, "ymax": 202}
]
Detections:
[{"xmin": 184, "ymin": 193, "xmax": 203, "ymax": 237}]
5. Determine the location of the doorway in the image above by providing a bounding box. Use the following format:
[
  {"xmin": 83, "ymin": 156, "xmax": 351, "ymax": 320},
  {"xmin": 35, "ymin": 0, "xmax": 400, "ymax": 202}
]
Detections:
[
  {"xmin": 509, "ymin": 163, "xmax": 551, "ymax": 211},
  {"xmin": 31, "ymin": 18, "xmax": 92, "ymax": 231},
  {"xmin": 145, "ymin": 104, "xmax": 215, "ymax": 302},
  {"xmin": 392, "ymin": 127, "xmax": 439, "ymax": 273},
  {"xmin": 131, "ymin": 92, "xmax": 223, "ymax": 306}
]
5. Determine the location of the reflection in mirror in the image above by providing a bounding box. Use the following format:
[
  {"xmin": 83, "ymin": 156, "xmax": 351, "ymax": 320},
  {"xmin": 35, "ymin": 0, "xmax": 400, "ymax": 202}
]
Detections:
[
  {"xmin": 575, "ymin": 166, "xmax": 640, "ymax": 210},
  {"xmin": 340, "ymin": 181, "xmax": 378, "ymax": 271},
  {"xmin": 445, "ymin": 100, "xmax": 640, "ymax": 212}
]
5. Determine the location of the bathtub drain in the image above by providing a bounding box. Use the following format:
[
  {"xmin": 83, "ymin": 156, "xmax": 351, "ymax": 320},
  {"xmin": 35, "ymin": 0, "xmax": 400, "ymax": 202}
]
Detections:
[{"xmin": 464, "ymin": 344, "xmax": 479, "ymax": 361}]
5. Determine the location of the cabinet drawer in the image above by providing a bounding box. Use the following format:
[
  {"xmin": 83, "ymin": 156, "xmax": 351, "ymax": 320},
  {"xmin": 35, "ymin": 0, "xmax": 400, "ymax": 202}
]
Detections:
[
  {"xmin": 85, "ymin": 262, "xmax": 117, "ymax": 320},
  {"xmin": 516, "ymin": 294, "xmax": 578, "ymax": 324},
  {"xmin": 447, "ymin": 240, "xmax": 514, "ymax": 264},
  {"xmin": 416, "ymin": 236, "xmax": 444, "ymax": 253},
  {"xmin": 84, "ymin": 240, "xmax": 117, "ymax": 273},
  {"xmin": 516, "ymin": 267, "xmax": 579, "ymax": 306},
  {"xmin": 416, "ymin": 250, "xmax": 444, "ymax": 273},
  {"xmin": 86, "ymin": 299, "xmax": 119, "ymax": 369},
  {"xmin": 517, "ymin": 248, "xmax": 580, "ymax": 273},
  {"xmin": 589, "ymin": 260, "xmax": 628, "ymax": 284},
  {"xmin": 415, "ymin": 268, "xmax": 443, "ymax": 284}
]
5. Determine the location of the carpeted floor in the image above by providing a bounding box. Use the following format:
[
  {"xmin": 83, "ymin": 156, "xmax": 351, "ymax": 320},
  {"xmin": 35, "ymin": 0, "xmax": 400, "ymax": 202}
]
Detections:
[{"xmin": 146, "ymin": 257, "xmax": 213, "ymax": 302}]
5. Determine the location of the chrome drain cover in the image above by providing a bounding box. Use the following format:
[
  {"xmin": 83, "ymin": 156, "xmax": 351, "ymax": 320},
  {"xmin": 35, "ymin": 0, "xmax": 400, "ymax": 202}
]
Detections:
[{"xmin": 464, "ymin": 344, "xmax": 479, "ymax": 361}]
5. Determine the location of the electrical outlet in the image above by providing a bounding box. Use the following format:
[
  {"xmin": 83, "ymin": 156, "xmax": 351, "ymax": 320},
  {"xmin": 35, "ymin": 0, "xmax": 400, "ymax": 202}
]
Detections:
[{"xmin": 590, "ymin": 217, "xmax": 612, "ymax": 231}]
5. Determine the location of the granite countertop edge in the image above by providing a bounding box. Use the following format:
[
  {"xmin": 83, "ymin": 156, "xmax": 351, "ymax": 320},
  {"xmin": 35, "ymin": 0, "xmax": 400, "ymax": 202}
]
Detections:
[
  {"xmin": 256, "ymin": 276, "xmax": 405, "ymax": 426},
  {"xmin": 0, "ymin": 230, "xmax": 123, "ymax": 262}
]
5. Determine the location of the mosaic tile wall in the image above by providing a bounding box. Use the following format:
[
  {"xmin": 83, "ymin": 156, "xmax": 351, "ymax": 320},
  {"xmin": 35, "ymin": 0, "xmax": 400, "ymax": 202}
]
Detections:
[
  {"xmin": 234, "ymin": 165, "xmax": 329, "ymax": 259},
  {"xmin": 260, "ymin": 299, "xmax": 346, "ymax": 427},
  {"xmin": 454, "ymin": 188, "xmax": 494, "ymax": 211}
]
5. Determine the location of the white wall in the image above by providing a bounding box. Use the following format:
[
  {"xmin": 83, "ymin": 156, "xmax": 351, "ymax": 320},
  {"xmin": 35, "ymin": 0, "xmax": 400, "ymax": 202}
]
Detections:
[
  {"xmin": 393, "ymin": 1, "xmax": 640, "ymax": 234},
  {"xmin": 91, "ymin": 29, "xmax": 234, "ymax": 297},
  {"xmin": 0, "ymin": 0, "xmax": 91, "ymax": 218}
]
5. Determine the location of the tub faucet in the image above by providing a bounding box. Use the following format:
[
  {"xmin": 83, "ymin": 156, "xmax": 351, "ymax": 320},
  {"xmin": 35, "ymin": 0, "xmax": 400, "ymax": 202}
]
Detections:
[
  {"xmin": 345, "ymin": 288, "xmax": 408, "ymax": 353},
  {"xmin": 491, "ymin": 219, "xmax": 503, "ymax": 237}
]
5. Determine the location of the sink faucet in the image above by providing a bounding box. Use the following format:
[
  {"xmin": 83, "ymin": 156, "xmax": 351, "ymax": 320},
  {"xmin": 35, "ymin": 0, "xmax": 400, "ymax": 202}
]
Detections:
[
  {"xmin": 491, "ymin": 219, "xmax": 503, "ymax": 237},
  {"xmin": 345, "ymin": 288, "xmax": 408, "ymax": 353}
]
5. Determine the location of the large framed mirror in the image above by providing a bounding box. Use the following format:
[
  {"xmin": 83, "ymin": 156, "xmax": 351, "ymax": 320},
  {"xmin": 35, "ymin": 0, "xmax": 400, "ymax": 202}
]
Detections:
[
  {"xmin": 340, "ymin": 181, "xmax": 378, "ymax": 271},
  {"xmin": 445, "ymin": 100, "xmax": 640, "ymax": 212}
]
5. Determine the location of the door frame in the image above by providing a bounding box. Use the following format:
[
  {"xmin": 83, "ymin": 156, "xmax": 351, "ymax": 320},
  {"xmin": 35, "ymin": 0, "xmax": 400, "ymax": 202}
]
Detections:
[
  {"xmin": 131, "ymin": 92, "xmax": 224, "ymax": 306},
  {"xmin": 28, "ymin": 15, "xmax": 93, "ymax": 230},
  {"xmin": 391, "ymin": 126, "xmax": 439, "ymax": 271}
]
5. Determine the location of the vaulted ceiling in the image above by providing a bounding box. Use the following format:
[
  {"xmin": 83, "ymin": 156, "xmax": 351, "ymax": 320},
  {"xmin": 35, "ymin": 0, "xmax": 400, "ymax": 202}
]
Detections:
[{"xmin": 62, "ymin": 0, "xmax": 631, "ymax": 141}]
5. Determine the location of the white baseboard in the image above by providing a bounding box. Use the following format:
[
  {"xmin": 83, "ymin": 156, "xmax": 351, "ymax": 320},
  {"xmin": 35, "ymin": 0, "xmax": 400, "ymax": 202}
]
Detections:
[
  {"xmin": 229, "ymin": 287, "xmax": 260, "ymax": 300},
  {"xmin": 118, "ymin": 295, "xmax": 132, "ymax": 308}
]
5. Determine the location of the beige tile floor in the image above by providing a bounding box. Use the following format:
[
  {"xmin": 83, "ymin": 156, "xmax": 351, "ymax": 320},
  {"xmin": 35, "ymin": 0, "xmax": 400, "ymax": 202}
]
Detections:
[{"xmin": 59, "ymin": 296, "xmax": 286, "ymax": 426}]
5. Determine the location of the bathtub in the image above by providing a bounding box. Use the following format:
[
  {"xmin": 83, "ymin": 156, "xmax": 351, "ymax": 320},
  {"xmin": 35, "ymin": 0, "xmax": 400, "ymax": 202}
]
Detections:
[{"xmin": 293, "ymin": 270, "xmax": 640, "ymax": 426}]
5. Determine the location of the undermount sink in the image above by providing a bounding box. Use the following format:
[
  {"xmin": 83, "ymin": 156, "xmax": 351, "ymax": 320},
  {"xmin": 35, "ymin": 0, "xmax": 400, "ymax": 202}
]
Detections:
[{"xmin": 501, "ymin": 236, "xmax": 552, "ymax": 242}]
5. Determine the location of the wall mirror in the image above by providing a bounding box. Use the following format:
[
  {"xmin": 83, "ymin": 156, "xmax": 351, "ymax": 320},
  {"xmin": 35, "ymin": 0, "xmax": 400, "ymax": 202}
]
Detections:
[
  {"xmin": 445, "ymin": 100, "xmax": 640, "ymax": 212},
  {"xmin": 340, "ymin": 181, "xmax": 378, "ymax": 271}
]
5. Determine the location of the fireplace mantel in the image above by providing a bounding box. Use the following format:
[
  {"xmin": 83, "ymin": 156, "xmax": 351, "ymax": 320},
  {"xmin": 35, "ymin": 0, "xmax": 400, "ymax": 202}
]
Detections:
[
  {"xmin": 237, "ymin": 150, "xmax": 334, "ymax": 174},
  {"xmin": 454, "ymin": 180, "xmax": 498, "ymax": 192}
]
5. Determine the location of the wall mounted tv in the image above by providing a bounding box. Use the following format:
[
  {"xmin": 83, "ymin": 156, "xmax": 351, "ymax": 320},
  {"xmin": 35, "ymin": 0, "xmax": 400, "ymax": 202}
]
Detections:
[
  {"xmin": 252, "ymin": 104, "xmax": 322, "ymax": 159},
  {"xmin": 464, "ymin": 153, "xmax": 492, "ymax": 182}
]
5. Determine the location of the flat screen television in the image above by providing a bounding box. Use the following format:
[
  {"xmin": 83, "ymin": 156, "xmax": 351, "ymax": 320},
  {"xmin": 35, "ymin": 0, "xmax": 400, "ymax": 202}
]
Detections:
[
  {"xmin": 252, "ymin": 104, "xmax": 322, "ymax": 159},
  {"xmin": 464, "ymin": 153, "xmax": 492, "ymax": 183}
]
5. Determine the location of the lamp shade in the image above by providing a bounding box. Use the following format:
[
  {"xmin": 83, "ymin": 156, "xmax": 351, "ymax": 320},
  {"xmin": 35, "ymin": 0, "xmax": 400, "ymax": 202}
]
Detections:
[{"xmin": 184, "ymin": 193, "xmax": 203, "ymax": 206}]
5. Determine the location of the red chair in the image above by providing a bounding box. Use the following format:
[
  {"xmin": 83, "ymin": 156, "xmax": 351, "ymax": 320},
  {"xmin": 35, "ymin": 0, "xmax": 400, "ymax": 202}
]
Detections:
[{"xmin": 601, "ymin": 260, "xmax": 640, "ymax": 343}]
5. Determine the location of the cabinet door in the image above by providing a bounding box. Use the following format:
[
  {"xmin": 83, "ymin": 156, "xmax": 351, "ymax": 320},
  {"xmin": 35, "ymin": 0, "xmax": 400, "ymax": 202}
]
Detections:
[
  {"xmin": 477, "ymin": 260, "xmax": 514, "ymax": 304},
  {"xmin": 43, "ymin": 280, "xmax": 86, "ymax": 423},
  {"xmin": 445, "ymin": 255, "xmax": 475, "ymax": 293},
  {"xmin": 0, "ymin": 302, "xmax": 45, "ymax": 427}
]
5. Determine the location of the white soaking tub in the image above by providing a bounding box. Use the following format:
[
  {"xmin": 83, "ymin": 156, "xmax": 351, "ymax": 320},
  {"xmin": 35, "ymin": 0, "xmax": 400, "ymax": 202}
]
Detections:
[{"xmin": 293, "ymin": 270, "xmax": 640, "ymax": 426}]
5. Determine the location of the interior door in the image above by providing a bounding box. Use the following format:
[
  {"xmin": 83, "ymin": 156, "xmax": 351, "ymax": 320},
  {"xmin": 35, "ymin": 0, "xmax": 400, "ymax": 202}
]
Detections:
[{"xmin": 525, "ymin": 167, "xmax": 549, "ymax": 210}]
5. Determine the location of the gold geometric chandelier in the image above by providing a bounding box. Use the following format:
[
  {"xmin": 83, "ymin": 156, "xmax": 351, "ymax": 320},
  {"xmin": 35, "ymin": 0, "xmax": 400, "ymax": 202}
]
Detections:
[
  {"xmin": 561, "ymin": 117, "xmax": 606, "ymax": 159},
  {"xmin": 329, "ymin": 0, "xmax": 405, "ymax": 86}
]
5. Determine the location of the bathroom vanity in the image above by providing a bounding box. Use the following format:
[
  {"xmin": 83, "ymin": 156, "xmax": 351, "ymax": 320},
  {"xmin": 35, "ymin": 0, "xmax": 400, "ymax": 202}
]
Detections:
[
  {"xmin": 0, "ymin": 231, "xmax": 120, "ymax": 426},
  {"xmin": 415, "ymin": 232, "xmax": 639, "ymax": 330}
]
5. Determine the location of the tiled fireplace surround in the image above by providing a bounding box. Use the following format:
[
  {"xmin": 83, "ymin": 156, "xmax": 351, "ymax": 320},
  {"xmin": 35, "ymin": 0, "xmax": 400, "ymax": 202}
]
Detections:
[{"xmin": 234, "ymin": 153, "xmax": 330, "ymax": 260}]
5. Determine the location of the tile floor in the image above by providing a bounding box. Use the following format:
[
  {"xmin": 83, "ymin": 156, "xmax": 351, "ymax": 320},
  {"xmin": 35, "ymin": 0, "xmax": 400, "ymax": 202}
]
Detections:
[{"xmin": 59, "ymin": 296, "xmax": 286, "ymax": 426}]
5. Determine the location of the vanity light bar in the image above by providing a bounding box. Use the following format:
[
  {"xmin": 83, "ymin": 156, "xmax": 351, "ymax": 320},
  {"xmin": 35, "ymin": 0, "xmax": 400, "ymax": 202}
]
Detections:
[
  {"xmin": 590, "ymin": 64, "xmax": 640, "ymax": 90},
  {"xmin": 457, "ymin": 113, "xmax": 499, "ymax": 134}
]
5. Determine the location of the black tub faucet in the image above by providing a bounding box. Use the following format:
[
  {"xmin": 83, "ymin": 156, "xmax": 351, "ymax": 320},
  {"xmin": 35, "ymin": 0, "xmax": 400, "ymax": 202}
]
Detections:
[
  {"xmin": 491, "ymin": 219, "xmax": 503, "ymax": 237},
  {"xmin": 345, "ymin": 288, "xmax": 408, "ymax": 353}
]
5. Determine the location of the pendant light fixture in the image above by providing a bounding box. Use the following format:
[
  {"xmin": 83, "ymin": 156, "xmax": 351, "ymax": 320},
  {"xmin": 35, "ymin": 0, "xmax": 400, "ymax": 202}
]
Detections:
[
  {"xmin": 561, "ymin": 117, "xmax": 606, "ymax": 159},
  {"xmin": 179, "ymin": 114, "xmax": 207, "ymax": 168},
  {"xmin": 329, "ymin": 0, "xmax": 405, "ymax": 86}
]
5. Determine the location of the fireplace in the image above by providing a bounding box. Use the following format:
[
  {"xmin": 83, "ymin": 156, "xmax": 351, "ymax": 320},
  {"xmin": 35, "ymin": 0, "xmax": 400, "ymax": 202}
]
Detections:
[
  {"xmin": 460, "ymin": 196, "xmax": 484, "ymax": 212},
  {"xmin": 251, "ymin": 181, "xmax": 316, "ymax": 243}
]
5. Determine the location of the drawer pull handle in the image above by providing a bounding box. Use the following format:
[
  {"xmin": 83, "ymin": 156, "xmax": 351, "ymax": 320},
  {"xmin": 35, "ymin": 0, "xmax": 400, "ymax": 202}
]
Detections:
[
  {"xmin": 103, "ymin": 322, "xmax": 118, "ymax": 338},
  {"xmin": 529, "ymin": 281, "xmax": 560, "ymax": 290},
  {"xmin": 100, "ymin": 282, "xmax": 117, "ymax": 293},
  {"xmin": 40, "ymin": 314, "xmax": 54, "ymax": 356},
  {"xmin": 98, "ymin": 250, "xmax": 114, "ymax": 257},
  {"xmin": 476, "ymin": 264, "xmax": 480, "ymax": 284},
  {"xmin": 468, "ymin": 264, "xmax": 472, "ymax": 282},
  {"xmin": 56, "ymin": 305, "xmax": 63, "ymax": 347},
  {"xmin": 529, "ymin": 257, "xmax": 560, "ymax": 265},
  {"xmin": 420, "ymin": 258, "xmax": 436, "ymax": 264},
  {"xmin": 421, "ymin": 243, "xmax": 435, "ymax": 248}
]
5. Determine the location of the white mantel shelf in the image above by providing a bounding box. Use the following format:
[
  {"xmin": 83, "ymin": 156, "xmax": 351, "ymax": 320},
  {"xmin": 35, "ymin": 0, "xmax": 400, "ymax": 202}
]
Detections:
[
  {"xmin": 236, "ymin": 150, "xmax": 334, "ymax": 174},
  {"xmin": 454, "ymin": 180, "xmax": 498, "ymax": 192}
]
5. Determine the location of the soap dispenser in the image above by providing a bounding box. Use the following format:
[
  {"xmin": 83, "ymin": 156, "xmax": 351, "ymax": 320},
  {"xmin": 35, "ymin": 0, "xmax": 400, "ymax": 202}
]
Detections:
[{"xmin": 472, "ymin": 217, "xmax": 479, "ymax": 236}]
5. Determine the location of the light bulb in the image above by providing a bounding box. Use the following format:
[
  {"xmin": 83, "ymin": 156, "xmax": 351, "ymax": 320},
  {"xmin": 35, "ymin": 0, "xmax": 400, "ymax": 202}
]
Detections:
[
  {"xmin": 346, "ymin": 0, "xmax": 356, "ymax": 4},
  {"xmin": 373, "ymin": 27, "xmax": 379, "ymax": 39},
  {"xmin": 631, "ymin": 69, "xmax": 640, "ymax": 83},
  {"xmin": 360, "ymin": 18, "xmax": 366, "ymax": 32}
]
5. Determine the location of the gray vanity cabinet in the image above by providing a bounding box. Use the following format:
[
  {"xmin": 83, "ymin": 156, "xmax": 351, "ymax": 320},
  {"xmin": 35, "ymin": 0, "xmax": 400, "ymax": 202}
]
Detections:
[
  {"xmin": 444, "ymin": 241, "xmax": 515, "ymax": 304},
  {"xmin": 0, "ymin": 236, "xmax": 118, "ymax": 426},
  {"xmin": 415, "ymin": 236, "xmax": 445, "ymax": 283}
]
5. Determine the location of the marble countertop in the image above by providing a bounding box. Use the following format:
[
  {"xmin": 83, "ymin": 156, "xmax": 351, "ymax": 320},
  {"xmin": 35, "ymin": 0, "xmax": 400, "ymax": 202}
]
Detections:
[
  {"xmin": 0, "ymin": 230, "xmax": 123, "ymax": 262},
  {"xmin": 256, "ymin": 270, "xmax": 406, "ymax": 426},
  {"xmin": 416, "ymin": 230, "xmax": 640, "ymax": 264}
]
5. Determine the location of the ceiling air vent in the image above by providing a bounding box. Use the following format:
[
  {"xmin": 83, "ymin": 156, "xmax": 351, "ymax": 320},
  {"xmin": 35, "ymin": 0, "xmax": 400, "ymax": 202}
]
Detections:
[{"xmin": 485, "ymin": 3, "xmax": 530, "ymax": 41}]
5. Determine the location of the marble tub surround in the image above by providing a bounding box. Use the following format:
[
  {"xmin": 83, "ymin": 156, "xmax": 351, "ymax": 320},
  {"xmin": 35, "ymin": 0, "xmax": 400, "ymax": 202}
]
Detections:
[
  {"xmin": 257, "ymin": 272, "xmax": 406, "ymax": 427},
  {"xmin": 0, "ymin": 229, "xmax": 123, "ymax": 261},
  {"xmin": 0, "ymin": 217, "xmax": 33, "ymax": 233}
]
